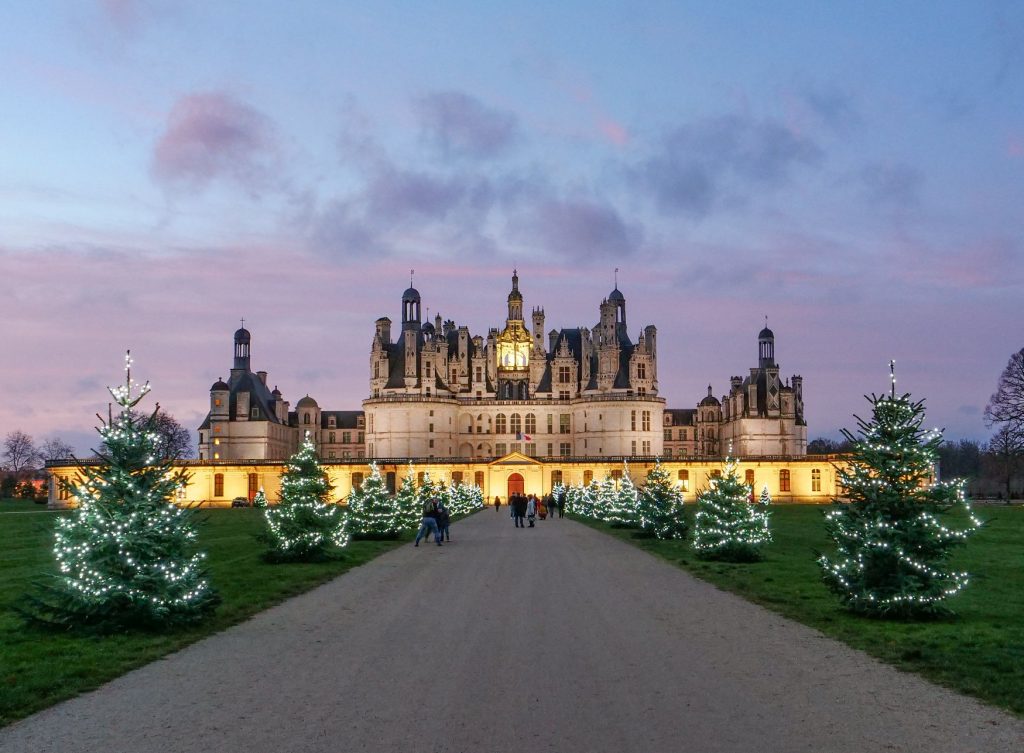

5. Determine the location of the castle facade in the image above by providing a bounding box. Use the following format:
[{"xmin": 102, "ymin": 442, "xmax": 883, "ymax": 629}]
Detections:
[{"xmin": 197, "ymin": 273, "xmax": 806, "ymax": 469}]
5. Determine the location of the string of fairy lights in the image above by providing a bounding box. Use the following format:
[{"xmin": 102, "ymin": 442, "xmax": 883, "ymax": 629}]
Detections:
[
  {"xmin": 691, "ymin": 457, "xmax": 772, "ymax": 559},
  {"xmin": 42, "ymin": 352, "xmax": 217, "ymax": 629},
  {"xmin": 817, "ymin": 363, "xmax": 982, "ymax": 616}
]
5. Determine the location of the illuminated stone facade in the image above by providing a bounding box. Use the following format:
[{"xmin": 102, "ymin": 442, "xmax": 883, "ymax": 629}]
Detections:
[{"xmin": 48, "ymin": 454, "xmax": 844, "ymax": 509}]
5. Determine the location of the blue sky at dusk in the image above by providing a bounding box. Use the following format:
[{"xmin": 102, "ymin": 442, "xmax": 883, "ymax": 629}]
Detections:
[{"xmin": 1, "ymin": 1, "xmax": 1021, "ymax": 453}]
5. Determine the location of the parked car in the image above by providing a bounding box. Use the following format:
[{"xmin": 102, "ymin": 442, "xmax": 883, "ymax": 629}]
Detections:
[{"xmin": 230, "ymin": 496, "xmax": 250, "ymax": 508}]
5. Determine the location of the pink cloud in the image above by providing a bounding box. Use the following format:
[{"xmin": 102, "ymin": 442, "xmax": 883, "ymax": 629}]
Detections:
[
  {"xmin": 151, "ymin": 92, "xmax": 279, "ymax": 192},
  {"xmin": 598, "ymin": 118, "xmax": 629, "ymax": 146}
]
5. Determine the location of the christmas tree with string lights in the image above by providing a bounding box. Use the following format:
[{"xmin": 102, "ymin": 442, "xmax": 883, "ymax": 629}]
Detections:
[
  {"xmin": 605, "ymin": 464, "xmax": 640, "ymax": 528},
  {"xmin": 819, "ymin": 363, "xmax": 982, "ymax": 618},
  {"xmin": 347, "ymin": 462, "xmax": 402, "ymax": 539},
  {"xmin": 590, "ymin": 475, "xmax": 618, "ymax": 521},
  {"xmin": 27, "ymin": 353, "xmax": 219, "ymax": 631},
  {"xmin": 692, "ymin": 458, "xmax": 771, "ymax": 561},
  {"xmin": 759, "ymin": 485, "xmax": 771, "ymax": 506},
  {"xmin": 637, "ymin": 461, "xmax": 688, "ymax": 540},
  {"xmin": 252, "ymin": 488, "xmax": 267, "ymax": 508},
  {"xmin": 395, "ymin": 465, "xmax": 420, "ymax": 531},
  {"xmin": 262, "ymin": 434, "xmax": 348, "ymax": 561}
]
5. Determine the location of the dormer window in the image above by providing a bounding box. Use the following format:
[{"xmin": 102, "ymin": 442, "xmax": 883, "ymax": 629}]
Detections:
[
  {"xmin": 251, "ymin": 407, "xmax": 259, "ymax": 419},
  {"xmin": 328, "ymin": 417, "xmax": 336, "ymax": 428}
]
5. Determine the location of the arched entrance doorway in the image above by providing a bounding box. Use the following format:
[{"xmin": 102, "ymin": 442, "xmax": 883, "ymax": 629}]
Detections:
[{"xmin": 507, "ymin": 473, "xmax": 524, "ymax": 498}]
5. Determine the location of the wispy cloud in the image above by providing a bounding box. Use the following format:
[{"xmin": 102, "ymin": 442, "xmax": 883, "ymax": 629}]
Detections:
[
  {"xmin": 151, "ymin": 92, "xmax": 281, "ymax": 194},
  {"xmin": 631, "ymin": 114, "xmax": 823, "ymax": 218},
  {"xmin": 415, "ymin": 91, "xmax": 519, "ymax": 160}
]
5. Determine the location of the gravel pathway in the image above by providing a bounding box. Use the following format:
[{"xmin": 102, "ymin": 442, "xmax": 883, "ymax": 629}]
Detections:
[{"xmin": 2, "ymin": 511, "xmax": 1022, "ymax": 753}]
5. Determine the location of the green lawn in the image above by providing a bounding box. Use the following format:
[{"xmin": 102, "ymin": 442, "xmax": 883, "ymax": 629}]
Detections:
[
  {"xmin": 585, "ymin": 504, "xmax": 1024, "ymax": 717},
  {"xmin": 0, "ymin": 504, "xmax": 405, "ymax": 727}
]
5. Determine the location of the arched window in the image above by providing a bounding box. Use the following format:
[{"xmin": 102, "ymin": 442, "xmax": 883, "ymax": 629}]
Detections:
[
  {"xmin": 474, "ymin": 471, "xmax": 485, "ymax": 489},
  {"xmin": 495, "ymin": 413, "xmax": 507, "ymax": 434},
  {"xmin": 779, "ymin": 469, "xmax": 791, "ymax": 492},
  {"xmin": 303, "ymin": 413, "xmax": 311, "ymax": 425},
  {"xmin": 811, "ymin": 468, "xmax": 821, "ymax": 492},
  {"xmin": 510, "ymin": 413, "xmax": 522, "ymax": 434},
  {"xmin": 525, "ymin": 413, "xmax": 537, "ymax": 434},
  {"xmin": 214, "ymin": 473, "xmax": 224, "ymax": 497}
]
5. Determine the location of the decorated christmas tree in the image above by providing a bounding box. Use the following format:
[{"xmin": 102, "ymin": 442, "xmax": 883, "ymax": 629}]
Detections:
[
  {"xmin": 759, "ymin": 485, "xmax": 771, "ymax": 506},
  {"xmin": 28, "ymin": 353, "xmax": 218, "ymax": 631},
  {"xmin": 252, "ymin": 488, "xmax": 267, "ymax": 508},
  {"xmin": 262, "ymin": 434, "xmax": 348, "ymax": 561},
  {"xmin": 347, "ymin": 462, "xmax": 402, "ymax": 539},
  {"xmin": 637, "ymin": 461, "xmax": 688, "ymax": 540},
  {"xmin": 395, "ymin": 465, "xmax": 421, "ymax": 531},
  {"xmin": 819, "ymin": 365, "xmax": 982, "ymax": 618},
  {"xmin": 605, "ymin": 464, "xmax": 640, "ymax": 528},
  {"xmin": 590, "ymin": 475, "xmax": 618, "ymax": 521},
  {"xmin": 692, "ymin": 458, "xmax": 771, "ymax": 561}
]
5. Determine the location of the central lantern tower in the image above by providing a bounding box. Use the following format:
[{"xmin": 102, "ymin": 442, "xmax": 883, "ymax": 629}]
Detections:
[{"xmin": 495, "ymin": 270, "xmax": 532, "ymax": 400}]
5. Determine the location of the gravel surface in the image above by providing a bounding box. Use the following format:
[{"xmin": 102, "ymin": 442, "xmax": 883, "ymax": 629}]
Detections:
[{"xmin": 3, "ymin": 511, "xmax": 1022, "ymax": 753}]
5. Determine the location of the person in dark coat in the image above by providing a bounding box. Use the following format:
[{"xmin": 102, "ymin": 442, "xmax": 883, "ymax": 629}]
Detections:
[
  {"xmin": 494, "ymin": 496, "xmax": 501, "ymax": 512},
  {"xmin": 512, "ymin": 494, "xmax": 527, "ymax": 528},
  {"xmin": 436, "ymin": 499, "xmax": 451, "ymax": 542}
]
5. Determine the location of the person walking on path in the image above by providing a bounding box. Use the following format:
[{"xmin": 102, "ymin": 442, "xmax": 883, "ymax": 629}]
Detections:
[
  {"xmin": 414, "ymin": 496, "xmax": 443, "ymax": 547},
  {"xmin": 512, "ymin": 494, "xmax": 527, "ymax": 528},
  {"xmin": 436, "ymin": 499, "xmax": 451, "ymax": 543},
  {"xmin": 557, "ymin": 487, "xmax": 565, "ymax": 518},
  {"xmin": 494, "ymin": 496, "xmax": 501, "ymax": 513},
  {"xmin": 526, "ymin": 495, "xmax": 537, "ymax": 527}
]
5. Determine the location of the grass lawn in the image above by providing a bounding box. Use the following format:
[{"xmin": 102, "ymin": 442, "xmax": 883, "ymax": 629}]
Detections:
[
  {"xmin": 585, "ymin": 504, "xmax": 1024, "ymax": 717},
  {"xmin": 0, "ymin": 502, "xmax": 406, "ymax": 727}
]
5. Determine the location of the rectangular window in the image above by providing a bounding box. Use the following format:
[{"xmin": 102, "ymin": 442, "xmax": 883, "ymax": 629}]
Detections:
[
  {"xmin": 425, "ymin": 362, "xmax": 432, "ymax": 377},
  {"xmin": 343, "ymin": 432, "xmax": 351, "ymax": 444},
  {"xmin": 559, "ymin": 390, "xmax": 570, "ymax": 400},
  {"xmin": 214, "ymin": 473, "xmax": 224, "ymax": 498},
  {"xmin": 745, "ymin": 469, "xmax": 755, "ymax": 487},
  {"xmin": 558, "ymin": 366, "xmax": 571, "ymax": 383},
  {"xmin": 526, "ymin": 443, "xmax": 537, "ymax": 456},
  {"xmin": 631, "ymin": 440, "xmax": 637, "ymax": 455},
  {"xmin": 358, "ymin": 432, "xmax": 364, "ymax": 443},
  {"xmin": 329, "ymin": 432, "xmax": 336, "ymax": 443},
  {"xmin": 664, "ymin": 428, "xmax": 672, "ymax": 441},
  {"xmin": 496, "ymin": 443, "xmax": 507, "ymax": 456},
  {"xmin": 329, "ymin": 417, "xmax": 336, "ymax": 428},
  {"xmin": 637, "ymin": 362, "xmax": 646, "ymax": 379},
  {"xmin": 559, "ymin": 442, "xmax": 571, "ymax": 457},
  {"xmin": 452, "ymin": 471, "xmax": 463, "ymax": 484},
  {"xmin": 551, "ymin": 470, "xmax": 563, "ymax": 486},
  {"xmin": 547, "ymin": 443, "xmax": 553, "ymax": 456},
  {"xmin": 386, "ymin": 472, "xmax": 397, "ymax": 494},
  {"xmin": 474, "ymin": 471, "xmax": 484, "ymax": 489},
  {"xmin": 677, "ymin": 469, "xmax": 689, "ymax": 492},
  {"xmin": 352, "ymin": 472, "xmax": 364, "ymax": 490},
  {"xmin": 642, "ymin": 411, "xmax": 651, "ymax": 431},
  {"xmin": 642, "ymin": 441, "xmax": 650, "ymax": 455},
  {"xmin": 664, "ymin": 447, "xmax": 672, "ymax": 459},
  {"xmin": 547, "ymin": 414, "xmax": 553, "ymax": 433},
  {"xmin": 328, "ymin": 450, "xmax": 336, "ymax": 458},
  {"xmin": 612, "ymin": 469, "xmax": 623, "ymax": 481},
  {"xmin": 428, "ymin": 439, "xmax": 434, "ymax": 448},
  {"xmin": 476, "ymin": 366, "xmax": 482, "ymax": 382},
  {"xmin": 631, "ymin": 410, "xmax": 636, "ymax": 430},
  {"xmin": 812, "ymin": 468, "xmax": 821, "ymax": 492},
  {"xmin": 679, "ymin": 429, "xmax": 687, "ymax": 441},
  {"xmin": 780, "ymin": 469, "xmax": 791, "ymax": 492},
  {"xmin": 559, "ymin": 414, "xmax": 570, "ymax": 434},
  {"xmin": 428, "ymin": 423, "xmax": 434, "ymax": 433}
]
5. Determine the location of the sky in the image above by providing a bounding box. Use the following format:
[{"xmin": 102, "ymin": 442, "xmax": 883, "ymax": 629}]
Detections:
[{"xmin": 1, "ymin": 1, "xmax": 1022, "ymax": 455}]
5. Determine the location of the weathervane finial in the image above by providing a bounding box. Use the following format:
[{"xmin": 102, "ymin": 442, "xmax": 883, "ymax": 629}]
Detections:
[
  {"xmin": 410, "ymin": 269, "xmax": 414, "ymax": 287},
  {"xmin": 890, "ymin": 360, "xmax": 896, "ymax": 398},
  {"xmin": 614, "ymin": 267, "xmax": 619, "ymax": 287}
]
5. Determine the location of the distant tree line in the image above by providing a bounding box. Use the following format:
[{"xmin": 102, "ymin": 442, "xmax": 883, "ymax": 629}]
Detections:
[
  {"xmin": 1, "ymin": 411, "xmax": 194, "ymax": 500},
  {"xmin": 807, "ymin": 346, "xmax": 1024, "ymax": 500}
]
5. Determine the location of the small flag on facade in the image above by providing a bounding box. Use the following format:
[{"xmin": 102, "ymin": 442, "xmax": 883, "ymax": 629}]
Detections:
[{"xmin": 517, "ymin": 432, "xmax": 532, "ymax": 441}]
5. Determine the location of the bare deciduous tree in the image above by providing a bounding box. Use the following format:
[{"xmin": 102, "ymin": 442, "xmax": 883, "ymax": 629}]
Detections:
[
  {"xmin": 100, "ymin": 409, "xmax": 194, "ymax": 462},
  {"xmin": 986, "ymin": 423, "xmax": 1024, "ymax": 499},
  {"xmin": 2, "ymin": 430, "xmax": 41, "ymax": 475},
  {"xmin": 985, "ymin": 348, "xmax": 1024, "ymax": 427},
  {"xmin": 40, "ymin": 437, "xmax": 76, "ymax": 462}
]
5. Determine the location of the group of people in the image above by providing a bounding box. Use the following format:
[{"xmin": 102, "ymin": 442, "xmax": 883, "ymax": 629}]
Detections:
[
  {"xmin": 495, "ymin": 491, "xmax": 565, "ymax": 528},
  {"xmin": 414, "ymin": 496, "xmax": 451, "ymax": 547}
]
